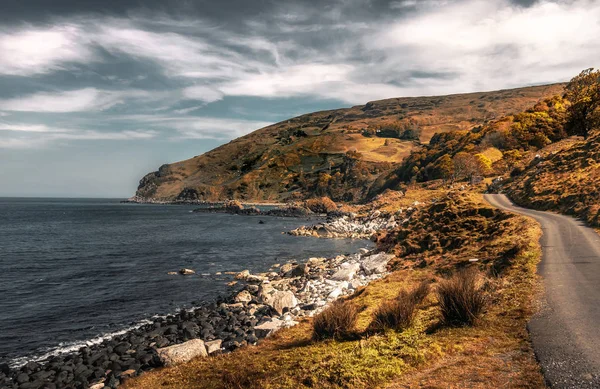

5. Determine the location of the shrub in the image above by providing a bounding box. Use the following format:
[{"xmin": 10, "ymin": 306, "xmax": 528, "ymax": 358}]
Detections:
[
  {"xmin": 510, "ymin": 166, "xmax": 524, "ymax": 177},
  {"xmin": 304, "ymin": 196, "xmax": 337, "ymax": 214},
  {"xmin": 370, "ymin": 282, "xmax": 429, "ymax": 332},
  {"xmin": 313, "ymin": 300, "xmax": 358, "ymax": 341},
  {"xmin": 437, "ymin": 269, "xmax": 487, "ymax": 326},
  {"xmin": 371, "ymin": 293, "xmax": 416, "ymax": 332}
]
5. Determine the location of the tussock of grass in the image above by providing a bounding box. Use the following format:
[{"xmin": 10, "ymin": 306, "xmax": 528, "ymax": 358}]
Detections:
[
  {"xmin": 370, "ymin": 282, "xmax": 430, "ymax": 332},
  {"xmin": 371, "ymin": 296, "xmax": 416, "ymax": 332},
  {"xmin": 408, "ymin": 281, "xmax": 430, "ymax": 306},
  {"xmin": 313, "ymin": 300, "xmax": 359, "ymax": 341},
  {"xmin": 437, "ymin": 269, "xmax": 488, "ymax": 326}
]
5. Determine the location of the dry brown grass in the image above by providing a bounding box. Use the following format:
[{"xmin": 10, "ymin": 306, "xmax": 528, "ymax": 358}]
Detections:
[
  {"xmin": 437, "ymin": 269, "xmax": 488, "ymax": 326},
  {"xmin": 313, "ymin": 300, "xmax": 359, "ymax": 341}
]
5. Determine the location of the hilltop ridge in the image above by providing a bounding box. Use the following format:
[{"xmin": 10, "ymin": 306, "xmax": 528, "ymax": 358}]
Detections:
[{"xmin": 133, "ymin": 83, "xmax": 564, "ymax": 203}]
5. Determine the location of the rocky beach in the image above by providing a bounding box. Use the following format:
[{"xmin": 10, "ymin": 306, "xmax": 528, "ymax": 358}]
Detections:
[{"xmin": 0, "ymin": 211, "xmax": 399, "ymax": 389}]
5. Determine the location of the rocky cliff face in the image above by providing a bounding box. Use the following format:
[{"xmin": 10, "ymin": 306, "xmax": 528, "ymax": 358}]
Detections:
[{"xmin": 134, "ymin": 84, "xmax": 564, "ymax": 203}]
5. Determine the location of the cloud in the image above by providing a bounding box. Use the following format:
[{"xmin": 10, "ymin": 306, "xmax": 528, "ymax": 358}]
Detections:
[
  {"xmin": 94, "ymin": 23, "xmax": 259, "ymax": 79},
  {"xmin": 0, "ymin": 127, "xmax": 158, "ymax": 149},
  {"xmin": 167, "ymin": 117, "xmax": 273, "ymax": 139},
  {"xmin": 370, "ymin": 0, "xmax": 600, "ymax": 91},
  {"xmin": 1, "ymin": 0, "xmax": 600, "ymax": 140},
  {"xmin": 114, "ymin": 114, "xmax": 272, "ymax": 139},
  {"xmin": 182, "ymin": 86, "xmax": 224, "ymax": 103},
  {"xmin": 0, "ymin": 123, "xmax": 59, "ymax": 132},
  {"xmin": 390, "ymin": 0, "xmax": 449, "ymax": 9},
  {"xmin": 0, "ymin": 88, "xmax": 163, "ymax": 112},
  {"xmin": 0, "ymin": 25, "xmax": 95, "ymax": 76}
]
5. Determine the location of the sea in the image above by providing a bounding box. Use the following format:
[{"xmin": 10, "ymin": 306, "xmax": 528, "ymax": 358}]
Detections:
[{"xmin": 0, "ymin": 198, "xmax": 370, "ymax": 367}]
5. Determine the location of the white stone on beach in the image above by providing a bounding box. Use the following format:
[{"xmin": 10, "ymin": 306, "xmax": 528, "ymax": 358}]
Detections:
[
  {"xmin": 263, "ymin": 290, "xmax": 298, "ymax": 315},
  {"xmin": 255, "ymin": 318, "xmax": 284, "ymax": 337},
  {"xmin": 205, "ymin": 339, "xmax": 222, "ymax": 354},
  {"xmin": 156, "ymin": 339, "xmax": 208, "ymax": 366},
  {"xmin": 234, "ymin": 290, "xmax": 252, "ymax": 303},
  {"xmin": 361, "ymin": 253, "xmax": 395, "ymax": 275},
  {"xmin": 331, "ymin": 263, "xmax": 361, "ymax": 281},
  {"xmin": 328, "ymin": 288, "xmax": 343, "ymax": 299},
  {"xmin": 234, "ymin": 270, "xmax": 250, "ymax": 280}
]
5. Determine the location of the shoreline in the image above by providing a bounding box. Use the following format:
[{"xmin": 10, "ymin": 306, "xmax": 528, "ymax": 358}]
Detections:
[
  {"xmin": 1, "ymin": 214, "xmax": 395, "ymax": 389},
  {"xmin": 121, "ymin": 196, "xmax": 286, "ymax": 207}
]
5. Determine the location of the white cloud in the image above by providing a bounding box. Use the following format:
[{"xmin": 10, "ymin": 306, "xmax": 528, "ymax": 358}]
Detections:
[
  {"xmin": 94, "ymin": 24, "xmax": 256, "ymax": 79},
  {"xmin": 0, "ymin": 128, "xmax": 158, "ymax": 149},
  {"xmin": 0, "ymin": 25, "xmax": 94, "ymax": 76},
  {"xmin": 0, "ymin": 88, "xmax": 162, "ymax": 113},
  {"xmin": 371, "ymin": 0, "xmax": 600, "ymax": 91},
  {"xmin": 390, "ymin": 0, "xmax": 448, "ymax": 9},
  {"xmin": 167, "ymin": 117, "xmax": 273, "ymax": 139},
  {"xmin": 113, "ymin": 114, "xmax": 272, "ymax": 139},
  {"xmin": 182, "ymin": 86, "xmax": 224, "ymax": 103},
  {"xmin": 0, "ymin": 123, "xmax": 60, "ymax": 132}
]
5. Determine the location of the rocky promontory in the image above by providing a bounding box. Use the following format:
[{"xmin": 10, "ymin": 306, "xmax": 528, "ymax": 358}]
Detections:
[{"xmin": 288, "ymin": 202, "xmax": 422, "ymax": 239}]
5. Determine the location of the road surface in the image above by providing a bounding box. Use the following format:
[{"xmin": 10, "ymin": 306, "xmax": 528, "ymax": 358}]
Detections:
[{"xmin": 484, "ymin": 194, "xmax": 600, "ymax": 388}]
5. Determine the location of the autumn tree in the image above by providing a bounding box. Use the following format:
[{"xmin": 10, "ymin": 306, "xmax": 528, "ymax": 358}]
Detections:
[
  {"xmin": 435, "ymin": 154, "xmax": 455, "ymax": 183},
  {"xmin": 565, "ymin": 68, "xmax": 600, "ymax": 138},
  {"xmin": 452, "ymin": 152, "xmax": 485, "ymax": 182}
]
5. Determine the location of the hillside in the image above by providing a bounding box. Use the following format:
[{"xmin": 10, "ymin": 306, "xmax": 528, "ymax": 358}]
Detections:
[
  {"xmin": 133, "ymin": 84, "xmax": 564, "ymax": 203},
  {"xmin": 506, "ymin": 131, "xmax": 600, "ymax": 226},
  {"xmin": 369, "ymin": 93, "xmax": 570, "ymax": 197}
]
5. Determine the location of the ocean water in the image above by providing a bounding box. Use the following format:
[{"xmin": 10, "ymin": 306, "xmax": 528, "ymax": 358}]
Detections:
[{"xmin": 0, "ymin": 198, "xmax": 370, "ymax": 367}]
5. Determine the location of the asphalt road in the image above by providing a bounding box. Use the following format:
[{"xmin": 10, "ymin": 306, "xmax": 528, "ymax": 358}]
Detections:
[{"xmin": 485, "ymin": 194, "xmax": 600, "ymax": 388}]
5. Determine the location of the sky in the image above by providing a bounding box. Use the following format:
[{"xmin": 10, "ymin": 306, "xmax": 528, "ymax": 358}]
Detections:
[{"xmin": 0, "ymin": 0, "xmax": 598, "ymax": 197}]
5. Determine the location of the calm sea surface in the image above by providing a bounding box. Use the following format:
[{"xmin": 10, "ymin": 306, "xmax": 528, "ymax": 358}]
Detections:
[{"xmin": 0, "ymin": 198, "xmax": 370, "ymax": 366}]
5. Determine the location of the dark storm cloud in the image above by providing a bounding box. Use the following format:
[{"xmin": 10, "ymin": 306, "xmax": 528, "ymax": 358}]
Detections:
[
  {"xmin": 507, "ymin": 0, "xmax": 540, "ymax": 6},
  {"xmin": 0, "ymin": 0, "xmax": 398, "ymax": 24},
  {"xmin": 0, "ymin": 0, "xmax": 598, "ymax": 147}
]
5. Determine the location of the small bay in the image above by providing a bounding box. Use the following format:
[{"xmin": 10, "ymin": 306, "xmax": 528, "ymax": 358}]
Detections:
[{"xmin": 0, "ymin": 198, "xmax": 369, "ymax": 366}]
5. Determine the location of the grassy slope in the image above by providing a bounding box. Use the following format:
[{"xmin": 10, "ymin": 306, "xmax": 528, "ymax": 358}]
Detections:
[
  {"xmin": 506, "ymin": 130, "xmax": 600, "ymax": 226},
  {"xmin": 135, "ymin": 84, "xmax": 564, "ymax": 203},
  {"xmin": 123, "ymin": 190, "xmax": 545, "ymax": 389}
]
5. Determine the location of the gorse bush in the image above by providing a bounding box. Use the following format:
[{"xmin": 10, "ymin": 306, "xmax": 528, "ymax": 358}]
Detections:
[
  {"xmin": 313, "ymin": 300, "xmax": 358, "ymax": 341},
  {"xmin": 370, "ymin": 282, "xmax": 430, "ymax": 332},
  {"xmin": 437, "ymin": 269, "xmax": 487, "ymax": 326}
]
